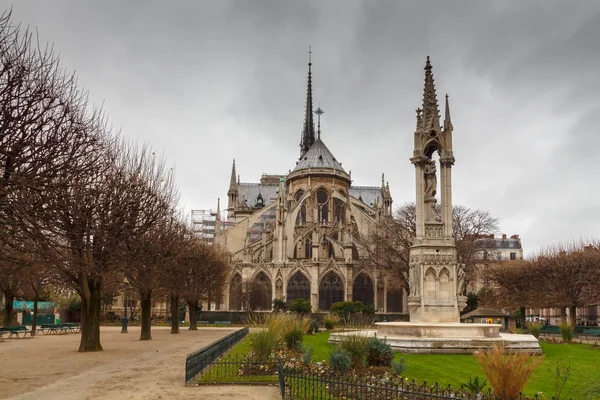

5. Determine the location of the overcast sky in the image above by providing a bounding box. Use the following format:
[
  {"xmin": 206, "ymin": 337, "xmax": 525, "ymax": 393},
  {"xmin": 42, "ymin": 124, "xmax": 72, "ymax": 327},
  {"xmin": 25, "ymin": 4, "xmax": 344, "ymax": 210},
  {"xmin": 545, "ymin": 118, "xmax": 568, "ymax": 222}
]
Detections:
[{"xmin": 4, "ymin": 1, "xmax": 599, "ymax": 254}]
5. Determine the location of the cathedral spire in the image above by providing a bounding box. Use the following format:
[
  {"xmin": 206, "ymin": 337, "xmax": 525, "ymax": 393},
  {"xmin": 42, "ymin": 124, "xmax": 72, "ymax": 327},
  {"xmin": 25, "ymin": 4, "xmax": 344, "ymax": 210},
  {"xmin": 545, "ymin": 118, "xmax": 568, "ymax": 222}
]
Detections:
[
  {"xmin": 422, "ymin": 56, "xmax": 441, "ymax": 132},
  {"xmin": 444, "ymin": 94, "xmax": 453, "ymax": 132},
  {"xmin": 300, "ymin": 47, "xmax": 316, "ymax": 158},
  {"xmin": 214, "ymin": 198, "xmax": 221, "ymax": 238},
  {"xmin": 228, "ymin": 159, "xmax": 237, "ymax": 194}
]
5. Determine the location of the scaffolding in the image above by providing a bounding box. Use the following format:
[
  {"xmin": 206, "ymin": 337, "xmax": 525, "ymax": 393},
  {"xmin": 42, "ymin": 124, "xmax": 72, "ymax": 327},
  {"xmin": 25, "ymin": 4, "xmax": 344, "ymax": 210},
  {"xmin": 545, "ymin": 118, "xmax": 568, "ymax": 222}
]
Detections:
[{"xmin": 190, "ymin": 209, "xmax": 231, "ymax": 244}]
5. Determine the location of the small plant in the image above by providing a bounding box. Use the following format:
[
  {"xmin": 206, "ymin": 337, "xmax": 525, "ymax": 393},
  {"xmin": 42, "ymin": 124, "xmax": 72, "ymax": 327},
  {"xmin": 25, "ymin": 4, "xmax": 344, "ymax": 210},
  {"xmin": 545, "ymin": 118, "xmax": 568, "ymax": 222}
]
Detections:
[
  {"xmin": 251, "ymin": 329, "xmax": 277, "ymax": 362},
  {"xmin": 528, "ymin": 322, "xmax": 542, "ymax": 339},
  {"xmin": 301, "ymin": 344, "xmax": 313, "ymax": 365},
  {"xmin": 391, "ymin": 358, "xmax": 407, "ymax": 376},
  {"xmin": 514, "ymin": 327, "xmax": 524, "ymax": 334},
  {"xmin": 560, "ymin": 323, "xmax": 573, "ymax": 343},
  {"xmin": 309, "ymin": 319, "xmax": 319, "ymax": 334},
  {"xmin": 339, "ymin": 334, "xmax": 369, "ymax": 368},
  {"xmin": 329, "ymin": 348, "xmax": 352, "ymax": 373},
  {"xmin": 289, "ymin": 298, "xmax": 311, "ymax": 314},
  {"xmin": 323, "ymin": 314, "xmax": 338, "ymax": 330},
  {"xmin": 284, "ymin": 326, "xmax": 304, "ymax": 350},
  {"xmin": 474, "ymin": 343, "xmax": 543, "ymax": 399},
  {"xmin": 462, "ymin": 376, "xmax": 488, "ymax": 395},
  {"xmin": 366, "ymin": 337, "xmax": 393, "ymax": 367},
  {"xmin": 549, "ymin": 359, "xmax": 571, "ymax": 400},
  {"xmin": 272, "ymin": 297, "xmax": 288, "ymax": 312}
]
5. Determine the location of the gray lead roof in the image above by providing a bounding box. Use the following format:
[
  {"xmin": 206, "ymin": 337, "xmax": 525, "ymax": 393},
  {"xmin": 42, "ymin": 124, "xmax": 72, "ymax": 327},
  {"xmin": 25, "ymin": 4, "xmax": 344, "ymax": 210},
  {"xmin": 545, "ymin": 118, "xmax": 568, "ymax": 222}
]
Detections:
[{"xmin": 292, "ymin": 139, "xmax": 346, "ymax": 173}]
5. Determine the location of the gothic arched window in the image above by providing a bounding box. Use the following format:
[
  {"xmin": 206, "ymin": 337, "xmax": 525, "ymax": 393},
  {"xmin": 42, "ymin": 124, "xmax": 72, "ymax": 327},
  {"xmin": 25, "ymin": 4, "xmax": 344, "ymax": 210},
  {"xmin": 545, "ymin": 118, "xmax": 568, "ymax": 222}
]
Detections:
[
  {"xmin": 334, "ymin": 198, "xmax": 344, "ymax": 223},
  {"xmin": 228, "ymin": 274, "xmax": 243, "ymax": 311},
  {"xmin": 296, "ymin": 190, "xmax": 306, "ymax": 225},
  {"xmin": 353, "ymin": 273, "xmax": 374, "ymax": 306},
  {"xmin": 287, "ymin": 271, "xmax": 310, "ymax": 302},
  {"xmin": 305, "ymin": 239, "xmax": 312, "ymax": 259},
  {"xmin": 319, "ymin": 272, "xmax": 345, "ymax": 310},
  {"xmin": 249, "ymin": 271, "xmax": 272, "ymax": 311},
  {"xmin": 317, "ymin": 189, "xmax": 329, "ymax": 223}
]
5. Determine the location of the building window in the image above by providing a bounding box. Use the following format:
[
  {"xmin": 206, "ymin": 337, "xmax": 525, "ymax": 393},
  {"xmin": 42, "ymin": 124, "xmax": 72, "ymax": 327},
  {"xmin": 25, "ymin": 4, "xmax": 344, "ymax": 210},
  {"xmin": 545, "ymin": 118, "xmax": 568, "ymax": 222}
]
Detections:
[
  {"xmin": 287, "ymin": 272, "xmax": 310, "ymax": 302},
  {"xmin": 510, "ymin": 252, "xmax": 516, "ymax": 260},
  {"xmin": 316, "ymin": 189, "xmax": 329, "ymax": 223},
  {"xmin": 319, "ymin": 272, "xmax": 345, "ymax": 310},
  {"xmin": 353, "ymin": 273, "xmax": 374, "ymax": 306}
]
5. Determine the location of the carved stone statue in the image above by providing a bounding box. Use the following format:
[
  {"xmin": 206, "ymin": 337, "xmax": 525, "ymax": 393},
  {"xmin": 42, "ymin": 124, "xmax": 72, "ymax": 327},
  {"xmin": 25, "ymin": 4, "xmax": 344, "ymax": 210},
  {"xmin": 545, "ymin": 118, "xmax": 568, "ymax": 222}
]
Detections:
[
  {"xmin": 457, "ymin": 263, "xmax": 466, "ymax": 296},
  {"xmin": 424, "ymin": 159, "xmax": 437, "ymax": 199},
  {"xmin": 409, "ymin": 263, "xmax": 420, "ymax": 297}
]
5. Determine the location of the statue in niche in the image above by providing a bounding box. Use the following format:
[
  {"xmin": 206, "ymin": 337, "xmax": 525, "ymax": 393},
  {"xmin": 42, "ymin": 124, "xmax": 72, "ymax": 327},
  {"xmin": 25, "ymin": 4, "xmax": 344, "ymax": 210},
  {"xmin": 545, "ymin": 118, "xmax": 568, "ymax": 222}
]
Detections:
[
  {"xmin": 424, "ymin": 159, "xmax": 437, "ymax": 199},
  {"xmin": 409, "ymin": 263, "xmax": 421, "ymax": 297},
  {"xmin": 456, "ymin": 263, "xmax": 466, "ymax": 296}
]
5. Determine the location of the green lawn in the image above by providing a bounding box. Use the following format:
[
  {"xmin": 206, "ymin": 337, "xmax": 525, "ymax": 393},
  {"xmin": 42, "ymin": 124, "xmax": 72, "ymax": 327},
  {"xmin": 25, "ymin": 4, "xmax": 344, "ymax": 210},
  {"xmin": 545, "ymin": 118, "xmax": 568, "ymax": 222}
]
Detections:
[{"xmin": 304, "ymin": 332, "xmax": 600, "ymax": 399}]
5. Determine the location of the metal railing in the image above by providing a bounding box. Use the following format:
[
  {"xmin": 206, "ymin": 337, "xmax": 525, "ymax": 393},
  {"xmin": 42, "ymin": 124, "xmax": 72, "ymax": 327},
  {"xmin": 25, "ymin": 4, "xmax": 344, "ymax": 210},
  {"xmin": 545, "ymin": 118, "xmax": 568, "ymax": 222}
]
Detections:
[{"xmin": 184, "ymin": 327, "xmax": 249, "ymax": 385}]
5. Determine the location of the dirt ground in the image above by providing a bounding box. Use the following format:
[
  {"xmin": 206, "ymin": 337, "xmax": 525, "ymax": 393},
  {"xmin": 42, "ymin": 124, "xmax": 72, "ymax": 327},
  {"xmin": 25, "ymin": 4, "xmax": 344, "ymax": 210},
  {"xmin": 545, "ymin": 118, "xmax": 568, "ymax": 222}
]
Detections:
[{"xmin": 0, "ymin": 326, "xmax": 280, "ymax": 400}]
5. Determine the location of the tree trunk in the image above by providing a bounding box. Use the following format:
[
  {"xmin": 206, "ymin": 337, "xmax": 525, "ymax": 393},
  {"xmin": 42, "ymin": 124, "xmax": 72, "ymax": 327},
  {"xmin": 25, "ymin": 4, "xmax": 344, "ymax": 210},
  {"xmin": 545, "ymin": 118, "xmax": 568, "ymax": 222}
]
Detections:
[
  {"xmin": 170, "ymin": 295, "xmax": 179, "ymax": 334},
  {"xmin": 560, "ymin": 307, "xmax": 568, "ymax": 325},
  {"xmin": 187, "ymin": 300, "xmax": 197, "ymax": 330},
  {"xmin": 139, "ymin": 289, "xmax": 152, "ymax": 340},
  {"xmin": 79, "ymin": 278, "xmax": 103, "ymax": 352},
  {"xmin": 3, "ymin": 291, "xmax": 15, "ymax": 326},
  {"xmin": 32, "ymin": 293, "xmax": 39, "ymax": 336},
  {"xmin": 569, "ymin": 305, "xmax": 577, "ymax": 327}
]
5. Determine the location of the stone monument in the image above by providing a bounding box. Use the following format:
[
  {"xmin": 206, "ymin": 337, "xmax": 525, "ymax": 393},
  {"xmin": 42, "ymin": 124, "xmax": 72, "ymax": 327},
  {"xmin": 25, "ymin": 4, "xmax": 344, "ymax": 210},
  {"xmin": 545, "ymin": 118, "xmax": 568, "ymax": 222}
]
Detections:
[{"xmin": 329, "ymin": 57, "xmax": 541, "ymax": 354}]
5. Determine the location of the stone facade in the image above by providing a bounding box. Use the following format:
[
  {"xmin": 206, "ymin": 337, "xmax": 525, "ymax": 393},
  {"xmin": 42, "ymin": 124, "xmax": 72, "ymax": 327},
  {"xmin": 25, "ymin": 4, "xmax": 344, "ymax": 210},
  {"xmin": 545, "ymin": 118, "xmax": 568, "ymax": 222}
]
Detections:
[{"xmin": 208, "ymin": 58, "xmax": 403, "ymax": 313}]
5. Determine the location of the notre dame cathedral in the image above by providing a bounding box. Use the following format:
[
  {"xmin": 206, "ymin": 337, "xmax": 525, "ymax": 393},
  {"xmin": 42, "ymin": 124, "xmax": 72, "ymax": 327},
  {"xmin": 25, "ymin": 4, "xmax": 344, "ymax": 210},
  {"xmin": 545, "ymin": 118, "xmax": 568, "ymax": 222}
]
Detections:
[{"xmin": 210, "ymin": 55, "xmax": 448, "ymax": 315}]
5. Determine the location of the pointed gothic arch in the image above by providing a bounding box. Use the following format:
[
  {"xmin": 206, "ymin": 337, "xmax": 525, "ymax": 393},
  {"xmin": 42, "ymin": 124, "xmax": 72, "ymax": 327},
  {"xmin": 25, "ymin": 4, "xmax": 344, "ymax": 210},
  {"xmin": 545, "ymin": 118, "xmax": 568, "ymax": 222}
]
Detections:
[
  {"xmin": 439, "ymin": 267, "xmax": 450, "ymax": 299},
  {"xmin": 319, "ymin": 271, "xmax": 345, "ymax": 310},
  {"xmin": 287, "ymin": 271, "xmax": 310, "ymax": 302},
  {"xmin": 353, "ymin": 272, "xmax": 374, "ymax": 306},
  {"xmin": 424, "ymin": 267, "xmax": 437, "ymax": 299},
  {"xmin": 249, "ymin": 271, "xmax": 272, "ymax": 311},
  {"xmin": 228, "ymin": 273, "xmax": 243, "ymax": 311}
]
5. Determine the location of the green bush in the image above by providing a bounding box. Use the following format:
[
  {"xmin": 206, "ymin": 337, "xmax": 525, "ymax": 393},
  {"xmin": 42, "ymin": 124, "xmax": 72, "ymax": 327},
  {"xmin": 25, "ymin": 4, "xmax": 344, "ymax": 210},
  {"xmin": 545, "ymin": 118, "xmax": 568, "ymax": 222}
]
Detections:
[
  {"xmin": 329, "ymin": 348, "xmax": 352, "ymax": 373},
  {"xmin": 289, "ymin": 298, "xmax": 311, "ymax": 314},
  {"xmin": 528, "ymin": 322, "xmax": 542, "ymax": 339},
  {"xmin": 366, "ymin": 337, "xmax": 393, "ymax": 367},
  {"xmin": 339, "ymin": 334, "xmax": 369, "ymax": 368},
  {"xmin": 559, "ymin": 323, "xmax": 573, "ymax": 343},
  {"xmin": 251, "ymin": 330, "xmax": 277, "ymax": 362},
  {"xmin": 309, "ymin": 319, "xmax": 319, "ymax": 334},
  {"xmin": 284, "ymin": 326, "xmax": 304, "ymax": 350},
  {"xmin": 323, "ymin": 316, "xmax": 337, "ymax": 330},
  {"xmin": 391, "ymin": 358, "xmax": 407, "ymax": 376},
  {"xmin": 462, "ymin": 376, "xmax": 488, "ymax": 395},
  {"xmin": 301, "ymin": 344, "xmax": 313, "ymax": 365},
  {"xmin": 330, "ymin": 301, "xmax": 365, "ymax": 316},
  {"xmin": 272, "ymin": 298, "xmax": 288, "ymax": 312}
]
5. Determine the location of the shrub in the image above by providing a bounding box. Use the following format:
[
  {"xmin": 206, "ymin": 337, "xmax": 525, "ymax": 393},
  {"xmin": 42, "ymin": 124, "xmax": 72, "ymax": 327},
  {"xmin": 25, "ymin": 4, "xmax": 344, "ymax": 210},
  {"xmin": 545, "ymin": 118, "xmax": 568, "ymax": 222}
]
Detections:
[
  {"xmin": 462, "ymin": 376, "xmax": 488, "ymax": 395},
  {"xmin": 309, "ymin": 319, "xmax": 319, "ymax": 334},
  {"xmin": 289, "ymin": 298, "xmax": 311, "ymax": 314},
  {"xmin": 301, "ymin": 344, "xmax": 313, "ymax": 365},
  {"xmin": 330, "ymin": 301, "xmax": 365, "ymax": 316},
  {"xmin": 391, "ymin": 358, "xmax": 407, "ymax": 376},
  {"xmin": 251, "ymin": 330, "xmax": 277, "ymax": 362},
  {"xmin": 323, "ymin": 314, "xmax": 338, "ymax": 330},
  {"xmin": 329, "ymin": 348, "xmax": 352, "ymax": 373},
  {"xmin": 474, "ymin": 343, "xmax": 543, "ymax": 399},
  {"xmin": 528, "ymin": 322, "xmax": 542, "ymax": 339},
  {"xmin": 366, "ymin": 337, "xmax": 393, "ymax": 367},
  {"xmin": 339, "ymin": 334, "xmax": 369, "ymax": 368},
  {"xmin": 272, "ymin": 298, "xmax": 288, "ymax": 312},
  {"xmin": 284, "ymin": 326, "xmax": 304, "ymax": 350},
  {"xmin": 560, "ymin": 323, "xmax": 573, "ymax": 343}
]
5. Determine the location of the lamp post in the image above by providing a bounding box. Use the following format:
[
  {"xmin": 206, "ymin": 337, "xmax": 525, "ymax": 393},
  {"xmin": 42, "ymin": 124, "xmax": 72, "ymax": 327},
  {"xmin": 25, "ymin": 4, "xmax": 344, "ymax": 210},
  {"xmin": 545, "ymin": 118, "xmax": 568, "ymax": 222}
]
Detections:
[{"xmin": 121, "ymin": 278, "xmax": 129, "ymax": 333}]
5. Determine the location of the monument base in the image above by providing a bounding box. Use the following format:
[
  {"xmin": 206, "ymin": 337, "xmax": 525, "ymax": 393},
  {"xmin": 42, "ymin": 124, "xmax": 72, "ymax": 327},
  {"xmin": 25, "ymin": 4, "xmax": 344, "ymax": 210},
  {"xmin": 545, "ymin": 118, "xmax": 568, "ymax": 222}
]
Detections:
[{"xmin": 329, "ymin": 322, "xmax": 541, "ymax": 354}]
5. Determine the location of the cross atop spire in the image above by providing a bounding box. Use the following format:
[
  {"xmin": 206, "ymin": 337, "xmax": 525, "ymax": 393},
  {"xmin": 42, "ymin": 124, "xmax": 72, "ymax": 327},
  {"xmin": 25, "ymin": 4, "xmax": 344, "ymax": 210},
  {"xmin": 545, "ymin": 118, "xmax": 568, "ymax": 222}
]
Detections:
[
  {"xmin": 299, "ymin": 47, "xmax": 316, "ymax": 158},
  {"xmin": 421, "ymin": 56, "xmax": 441, "ymax": 133}
]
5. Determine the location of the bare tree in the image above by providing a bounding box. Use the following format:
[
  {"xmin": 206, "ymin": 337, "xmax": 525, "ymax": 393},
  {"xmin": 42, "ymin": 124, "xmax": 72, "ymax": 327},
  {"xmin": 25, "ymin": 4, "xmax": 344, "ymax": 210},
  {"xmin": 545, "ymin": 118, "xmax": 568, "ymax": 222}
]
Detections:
[{"xmin": 359, "ymin": 202, "xmax": 499, "ymax": 293}]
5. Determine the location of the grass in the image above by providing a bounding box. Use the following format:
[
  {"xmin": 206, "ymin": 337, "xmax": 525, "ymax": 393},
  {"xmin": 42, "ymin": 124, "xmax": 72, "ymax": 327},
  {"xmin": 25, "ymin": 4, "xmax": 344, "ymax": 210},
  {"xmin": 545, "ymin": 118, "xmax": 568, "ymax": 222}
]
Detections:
[{"xmin": 198, "ymin": 331, "xmax": 600, "ymax": 399}]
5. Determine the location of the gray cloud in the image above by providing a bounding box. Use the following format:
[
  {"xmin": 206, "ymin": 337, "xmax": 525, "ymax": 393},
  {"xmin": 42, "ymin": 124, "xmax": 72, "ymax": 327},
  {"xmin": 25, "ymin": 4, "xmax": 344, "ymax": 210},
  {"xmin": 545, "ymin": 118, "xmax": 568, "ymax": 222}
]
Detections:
[{"xmin": 4, "ymin": 0, "xmax": 600, "ymax": 254}]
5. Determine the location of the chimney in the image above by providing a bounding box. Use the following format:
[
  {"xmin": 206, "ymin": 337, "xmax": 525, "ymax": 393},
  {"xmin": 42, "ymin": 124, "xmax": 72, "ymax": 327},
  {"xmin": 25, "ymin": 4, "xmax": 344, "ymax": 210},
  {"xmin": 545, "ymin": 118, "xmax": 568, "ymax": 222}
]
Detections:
[
  {"xmin": 502, "ymin": 234, "xmax": 507, "ymax": 240},
  {"xmin": 489, "ymin": 234, "xmax": 494, "ymax": 239},
  {"xmin": 510, "ymin": 234, "xmax": 520, "ymax": 239}
]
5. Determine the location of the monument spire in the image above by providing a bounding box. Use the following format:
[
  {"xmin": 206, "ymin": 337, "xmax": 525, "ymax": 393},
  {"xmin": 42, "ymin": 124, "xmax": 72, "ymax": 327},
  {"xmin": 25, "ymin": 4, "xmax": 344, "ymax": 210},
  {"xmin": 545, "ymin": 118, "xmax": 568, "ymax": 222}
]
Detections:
[
  {"xmin": 228, "ymin": 159, "xmax": 237, "ymax": 194},
  {"xmin": 300, "ymin": 47, "xmax": 316, "ymax": 158},
  {"xmin": 422, "ymin": 56, "xmax": 441, "ymax": 133},
  {"xmin": 444, "ymin": 94, "xmax": 453, "ymax": 132}
]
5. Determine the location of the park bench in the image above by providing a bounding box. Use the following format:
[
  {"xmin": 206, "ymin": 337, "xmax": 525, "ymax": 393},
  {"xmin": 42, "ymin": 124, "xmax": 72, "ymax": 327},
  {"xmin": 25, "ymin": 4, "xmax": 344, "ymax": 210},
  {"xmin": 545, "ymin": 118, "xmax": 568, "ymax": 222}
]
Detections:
[
  {"xmin": 198, "ymin": 321, "xmax": 210, "ymax": 326},
  {"xmin": 214, "ymin": 321, "xmax": 232, "ymax": 327},
  {"xmin": 38, "ymin": 324, "xmax": 67, "ymax": 334},
  {"xmin": 8, "ymin": 325, "xmax": 33, "ymax": 338},
  {"xmin": 581, "ymin": 329, "xmax": 600, "ymax": 337},
  {"xmin": 0, "ymin": 327, "xmax": 7, "ymax": 341},
  {"xmin": 540, "ymin": 325, "xmax": 561, "ymax": 334},
  {"xmin": 62, "ymin": 323, "xmax": 80, "ymax": 332}
]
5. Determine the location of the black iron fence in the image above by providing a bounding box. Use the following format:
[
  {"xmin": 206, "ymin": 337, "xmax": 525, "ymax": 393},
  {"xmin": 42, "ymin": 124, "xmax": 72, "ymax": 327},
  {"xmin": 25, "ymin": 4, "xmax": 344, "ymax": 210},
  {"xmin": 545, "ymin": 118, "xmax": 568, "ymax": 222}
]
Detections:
[{"xmin": 184, "ymin": 327, "xmax": 249, "ymax": 385}]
